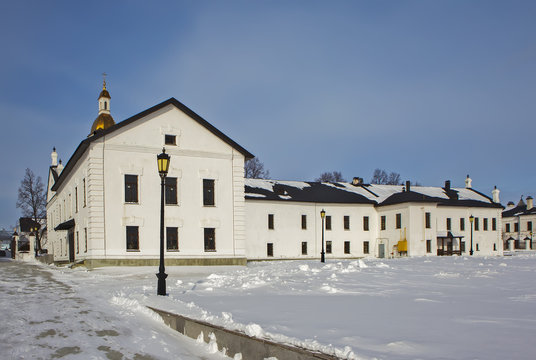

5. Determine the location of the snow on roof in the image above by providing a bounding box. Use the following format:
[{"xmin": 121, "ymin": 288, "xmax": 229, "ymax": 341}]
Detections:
[{"xmin": 245, "ymin": 178, "xmax": 499, "ymax": 208}]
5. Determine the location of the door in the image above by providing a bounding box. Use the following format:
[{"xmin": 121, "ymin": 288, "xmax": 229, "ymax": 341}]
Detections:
[
  {"xmin": 378, "ymin": 243, "xmax": 385, "ymax": 258},
  {"xmin": 68, "ymin": 229, "xmax": 75, "ymax": 262}
]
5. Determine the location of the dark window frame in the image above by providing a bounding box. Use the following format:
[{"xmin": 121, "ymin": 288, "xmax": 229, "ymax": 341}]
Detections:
[
  {"xmin": 381, "ymin": 216, "xmax": 386, "ymax": 230},
  {"xmin": 426, "ymin": 239, "xmax": 431, "ymax": 253},
  {"xmin": 363, "ymin": 241, "xmax": 370, "ymax": 254},
  {"xmin": 165, "ymin": 134, "xmax": 177, "ymax": 146},
  {"xmin": 344, "ymin": 216, "xmax": 350, "ymax": 230},
  {"xmin": 474, "ymin": 217, "xmax": 480, "ymax": 231},
  {"xmin": 325, "ymin": 216, "xmax": 332, "ymax": 230},
  {"xmin": 506, "ymin": 223, "xmax": 511, "ymax": 232},
  {"xmin": 125, "ymin": 174, "xmax": 139, "ymax": 203},
  {"xmin": 267, "ymin": 243, "xmax": 274, "ymax": 257},
  {"xmin": 460, "ymin": 218, "xmax": 465, "ymax": 231},
  {"xmin": 396, "ymin": 213, "xmax": 402, "ymax": 229},
  {"xmin": 425, "ymin": 212, "xmax": 431, "ymax": 229},
  {"xmin": 446, "ymin": 218, "xmax": 451, "ymax": 231},
  {"xmin": 363, "ymin": 216, "xmax": 369, "ymax": 231},
  {"xmin": 527, "ymin": 221, "xmax": 532, "ymax": 232},
  {"xmin": 268, "ymin": 214, "xmax": 274, "ymax": 229},
  {"xmin": 301, "ymin": 215, "xmax": 307, "ymax": 230},
  {"xmin": 166, "ymin": 227, "xmax": 179, "ymax": 251},
  {"xmin": 204, "ymin": 228, "xmax": 216, "ymax": 252},
  {"xmin": 165, "ymin": 177, "xmax": 178, "ymax": 205},
  {"xmin": 514, "ymin": 222, "xmax": 519, "ymax": 232},
  {"xmin": 483, "ymin": 218, "xmax": 488, "ymax": 231},
  {"xmin": 301, "ymin": 241, "xmax": 307, "ymax": 255},
  {"xmin": 492, "ymin": 217, "xmax": 497, "ymax": 231},
  {"xmin": 344, "ymin": 241, "xmax": 350, "ymax": 254},
  {"xmin": 326, "ymin": 241, "xmax": 332, "ymax": 254},
  {"xmin": 126, "ymin": 226, "xmax": 139, "ymax": 251},
  {"xmin": 203, "ymin": 179, "xmax": 215, "ymax": 206}
]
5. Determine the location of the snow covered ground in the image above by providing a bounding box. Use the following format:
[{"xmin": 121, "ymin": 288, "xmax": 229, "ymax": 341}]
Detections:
[{"xmin": 2, "ymin": 254, "xmax": 536, "ymax": 359}]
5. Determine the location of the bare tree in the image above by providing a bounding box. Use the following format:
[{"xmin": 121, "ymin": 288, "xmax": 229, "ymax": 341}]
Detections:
[
  {"xmin": 245, "ymin": 158, "xmax": 270, "ymax": 179},
  {"xmin": 316, "ymin": 171, "xmax": 345, "ymax": 182},
  {"xmin": 371, "ymin": 168, "xmax": 402, "ymax": 185},
  {"xmin": 16, "ymin": 168, "xmax": 46, "ymax": 253}
]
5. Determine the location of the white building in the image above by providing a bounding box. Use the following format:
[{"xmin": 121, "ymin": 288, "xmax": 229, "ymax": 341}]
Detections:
[
  {"xmin": 502, "ymin": 196, "xmax": 535, "ymax": 251},
  {"xmin": 46, "ymin": 82, "xmax": 253, "ymax": 267},
  {"xmin": 245, "ymin": 177, "xmax": 503, "ymax": 260}
]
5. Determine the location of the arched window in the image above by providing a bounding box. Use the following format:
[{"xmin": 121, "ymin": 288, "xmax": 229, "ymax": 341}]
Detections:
[{"xmin": 104, "ymin": 101, "xmax": 107, "ymax": 110}]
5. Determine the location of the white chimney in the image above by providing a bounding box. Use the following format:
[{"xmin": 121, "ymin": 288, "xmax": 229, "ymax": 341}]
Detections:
[
  {"xmin": 352, "ymin": 177, "xmax": 362, "ymax": 186},
  {"xmin": 507, "ymin": 201, "xmax": 515, "ymax": 209},
  {"xmin": 465, "ymin": 174, "xmax": 472, "ymax": 188},
  {"xmin": 492, "ymin": 186, "xmax": 500, "ymax": 203},
  {"xmin": 51, "ymin": 147, "xmax": 58, "ymax": 166},
  {"xmin": 57, "ymin": 159, "xmax": 64, "ymax": 174},
  {"xmin": 527, "ymin": 196, "xmax": 533, "ymax": 210}
]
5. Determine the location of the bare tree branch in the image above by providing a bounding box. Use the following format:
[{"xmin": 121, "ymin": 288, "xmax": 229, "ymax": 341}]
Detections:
[
  {"xmin": 16, "ymin": 168, "xmax": 46, "ymax": 252},
  {"xmin": 245, "ymin": 158, "xmax": 271, "ymax": 179}
]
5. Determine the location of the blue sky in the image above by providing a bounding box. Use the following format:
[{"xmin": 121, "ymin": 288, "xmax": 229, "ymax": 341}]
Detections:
[{"xmin": 1, "ymin": 0, "xmax": 535, "ymax": 229}]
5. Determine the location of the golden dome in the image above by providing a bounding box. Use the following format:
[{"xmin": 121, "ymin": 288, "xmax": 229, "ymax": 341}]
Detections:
[
  {"xmin": 90, "ymin": 113, "xmax": 115, "ymax": 133},
  {"xmin": 99, "ymin": 89, "xmax": 111, "ymax": 99}
]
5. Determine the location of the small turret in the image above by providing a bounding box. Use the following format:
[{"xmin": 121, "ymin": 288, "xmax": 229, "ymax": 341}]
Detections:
[
  {"xmin": 51, "ymin": 147, "xmax": 58, "ymax": 166},
  {"xmin": 89, "ymin": 73, "xmax": 115, "ymax": 136},
  {"xmin": 492, "ymin": 186, "xmax": 500, "ymax": 203},
  {"xmin": 465, "ymin": 174, "xmax": 472, "ymax": 189},
  {"xmin": 57, "ymin": 159, "xmax": 64, "ymax": 174}
]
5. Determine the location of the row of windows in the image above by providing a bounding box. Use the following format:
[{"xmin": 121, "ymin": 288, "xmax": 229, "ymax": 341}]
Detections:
[
  {"xmin": 266, "ymin": 240, "xmax": 370, "ymax": 256},
  {"xmin": 125, "ymin": 175, "xmax": 215, "ymax": 206},
  {"xmin": 52, "ymin": 179, "xmax": 87, "ymax": 228},
  {"xmin": 425, "ymin": 239, "xmax": 494, "ymax": 253},
  {"xmin": 268, "ymin": 214, "xmax": 370, "ymax": 231},
  {"xmin": 380, "ymin": 213, "xmax": 497, "ymax": 231},
  {"xmin": 505, "ymin": 221, "xmax": 533, "ymax": 233},
  {"xmin": 125, "ymin": 226, "xmax": 216, "ymax": 252}
]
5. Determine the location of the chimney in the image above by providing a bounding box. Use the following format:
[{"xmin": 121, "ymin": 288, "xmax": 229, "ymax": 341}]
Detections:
[
  {"xmin": 444, "ymin": 180, "xmax": 451, "ymax": 191},
  {"xmin": 352, "ymin": 177, "xmax": 362, "ymax": 186},
  {"xmin": 492, "ymin": 186, "xmax": 500, "ymax": 203},
  {"xmin": 51, "ymin": 147, "xmax": 58, "ymax": 166},
  {"xmin": 527, "ymin": 196, "xmax": 533, "ymax": 210},
  {"xmin": 406, "ymin": 180, "xmax": 411, "ymax": 192},
  {"xmin": 507, "ymin": 201, "xmax": 515, "ymax": 209},
  {"xmin": 465, "ymin": 174, "xmax": 472, "ymax": 188},
  {"xmin": 57, "ymin": 159, "xmax": 64, "ymax": 174}
]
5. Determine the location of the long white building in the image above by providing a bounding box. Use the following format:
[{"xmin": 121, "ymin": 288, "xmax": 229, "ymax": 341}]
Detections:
[
  {"xmin": 46, "ymin": 84, "xmax": 504, "ymax": 267},
  {"xmin": 245, "ymin": 178, "xmax": 503, "ymax": 260}
]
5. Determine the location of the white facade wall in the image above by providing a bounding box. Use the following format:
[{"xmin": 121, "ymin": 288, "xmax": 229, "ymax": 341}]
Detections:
[
  {"xmin": 245, "ymin": 200, "xmax": 377, "ymax": 260},
  {"xmin": 502, "ymin": 214, "xmax": 535, "ymax": 250},
  {"xmin": 47, "ymin": 104, "xmax": 247, "ymax": 264}
]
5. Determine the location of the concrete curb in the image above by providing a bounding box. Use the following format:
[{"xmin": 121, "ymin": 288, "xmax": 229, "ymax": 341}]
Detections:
[{"xmin": 148, "ymin": 306, "xmax": 339, "ymax": 360}]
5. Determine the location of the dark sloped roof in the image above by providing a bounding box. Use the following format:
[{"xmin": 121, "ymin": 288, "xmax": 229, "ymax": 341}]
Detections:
[
  {"xmin": 503, "ymin": 204, "xmax": 536, "ymax": 217},
  {"xmin": 52, "ymin": 98, "xmax": 254, "ymax": 191},
  {"xmin": 380, "ymin": 191, "xmax": 443, "ymax": 206},
  {"xmin": 245, "ymin": 181, "xmax": 376, "ymax": 204}
]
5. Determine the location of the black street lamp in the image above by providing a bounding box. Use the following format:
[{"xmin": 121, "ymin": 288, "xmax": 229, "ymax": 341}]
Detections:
[
  {"xmin": 156, "ymin": 148, "xmax": 170, "ymax": 296},
  {"xmin": 531, "ymin": 231, "xmax": 533, "ymax": 250},
  {"xmin": 320, "ymin": 209, "xmax": 326, "ymax": 263},
  {"xmin": 469, "ymin": 215, "xmax": 474, "ymax": 256}
]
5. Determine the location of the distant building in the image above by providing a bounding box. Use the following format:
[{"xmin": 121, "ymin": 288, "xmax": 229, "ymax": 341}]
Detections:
[
  {"xmin": 245, "ymin": 177, "xmax": 503, "ymax": 259},
  {"xmin": 502, "ymin": 196, "xmax": 535, "ymax": 251}
]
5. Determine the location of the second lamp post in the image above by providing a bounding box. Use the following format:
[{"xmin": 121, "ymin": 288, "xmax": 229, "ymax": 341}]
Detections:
[
  {"xmin": 156, "ymin": 148, "xmax": 170, "ymax": 296},
  {"xmin": 320, "ymin": 209, "xmax": 326, "ymax": 263},
  {"xmin": 469, "ymin": 215, "xmax": 474, "ymax": 256}
]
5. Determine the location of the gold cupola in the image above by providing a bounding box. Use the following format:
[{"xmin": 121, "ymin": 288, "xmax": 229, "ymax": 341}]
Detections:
[{"xmin": 89, "ymin": 74, "xmax": 115, "ymax": 135}]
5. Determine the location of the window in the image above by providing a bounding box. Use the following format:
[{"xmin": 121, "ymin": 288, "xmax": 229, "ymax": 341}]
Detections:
[
  {"xmin": 84, "ymin": 228, "xmax": 87, "ymax": 253},
  {"xmin": 493, "ymin": 243, "xmax": 497, "ymax": 251},
  {"xmin": 268, "ymin": 214, "xmax": 274, "ymax": 229},
  {"xmin": 344, "ymin": 216, "xmax": 350, "ymax": 230},
  {"xmin": 301, "ymin": 215, "xmax": 307, "ymax": 230},
  {"xmin": 396, "ymin": 213, "xmax": 401, "ymax": 229},
  {"xmin": 363, "ymin": 241, "xmax": 370, "ymax": 254},
  {"xmin": 301, "ymin": 242, "xmax": 307, "ymax": 255},
  {"xmin": 446, "ymin": 218, "xmax": 451, "ymax": 231},
  {"xmin": 460, "ymin": 218, "xmax": 465, "ymax": 231},
  {"xmin": 514, "ymin": 222, "xmax": 519, "ymax": 232},
  {"xmin": 267, "ymin": 243, "xmax": 274, "ymax": 257},
  {"xmin": 492, "ymin": 218, "xmax": 497, "ymax": 231},
  {"xmin": 483, "ymin": 218, "xmax": 488, "ymax": 231},
  {"xmin": 506, "ymin": 223, "xmax": 511, "ymax": 232},
  {"xmin": 83, "ymin": 178, "xmax": 86, "ymax": 207},
  {"xmin": 203, "ymin": 179, "xmax": 215, "ymax": 206},
  {"xmin": 165, "ymin": 134, "xmax": 176, "ymax": 145},
  {"xmin": 126, "ymin": 226, "xmax": 139, "ymax": 251},
  {"xmin": 76, "ymin": 231, "xmax": 79, "ymax": 254},
  {"xmin": 528, "ymin": 221, "xmax": 533, "ymax": 232},
  {"xmin": 476, "ymin": 243, "xmax": 480, "ymax": 251},
  {"xmin": 461, "ymin": 241, "xmax": 466, "ymax": 252},
  {"xmin": 426, "ymin": 239, "xmax": 431, "ymax": 253},
  {"xmin": 165, "ymin": 177, "xmax": 177, "ymax": 205},
  {"xmin": 166, "ymin": 227, "xmax": 178, "ymax": 251},
  {"xmin": 326, "ymin": 241, "xmax": 332, "ymax": 254},
  {"xmin": 363, "ymin": 216, "xmax": 369, "ymax": 231},
  {"xmin": 204, "ymin": 228, "xmax": 216, "ymax": 251},
  {"xmin": 69, "ymin": 193, "xmax": 72, "ymax": 217},
  {"xmin": 344, "ymin": 241, "xmax": 350, "ymax": 254},
  {"xmin": 381, "ymin": 216, "xmax": 386, "ymax": 230},
  {"xmin": 425, "ymin": 212, "xmax": 431, "ymax": 229},
  {"xmin": 325, "ymin": 216, "xmax": 332, "ymax": 230},
  {"xmin": 474, "ymin": 217, "xmax": 480, "ymax": 231},
  {"xmin": 125, "ymin": 175, "xmax": 138, "ymax": 203},
  {"xmin": 75, "ymin": 187, "xmax": 78, "ymax": 213}
]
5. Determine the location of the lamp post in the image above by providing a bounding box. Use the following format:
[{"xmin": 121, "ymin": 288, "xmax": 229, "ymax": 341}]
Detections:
[
  {"xmin": 469, "ymin": 215, "xmax": 474, "ymax": 256},
  {"xmin": 531, "ymin": 231, "xmax": 533, "ymax": 250},
  {"xmin": 156, "ymin": 148, "xmax": 170, "ymax": 296},
  {"xmin": 320, "ymin": 209, "xmax": 326, "ymax": 263}
]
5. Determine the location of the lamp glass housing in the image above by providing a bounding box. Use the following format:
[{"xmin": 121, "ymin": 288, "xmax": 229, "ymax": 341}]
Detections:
[
  {"xmin": 320, "ymin": 209, "xmax": 326, "ymax": 218},
  {"xmin": 469, "ymin": 215, "xmax": 474, "ymax": 223},
  {"xmin": 157, "ymin": 148, "xmax": 170, "ymax": 177}
]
